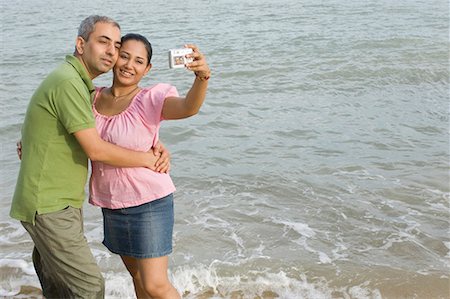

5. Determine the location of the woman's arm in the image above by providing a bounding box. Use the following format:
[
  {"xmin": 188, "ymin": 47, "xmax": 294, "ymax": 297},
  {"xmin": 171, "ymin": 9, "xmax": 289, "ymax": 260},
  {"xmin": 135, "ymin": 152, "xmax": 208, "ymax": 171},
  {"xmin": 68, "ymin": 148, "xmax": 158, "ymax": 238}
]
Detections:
[{"xmin": 162, "ymin": 44, "xmax": 211, "ymax": 120}]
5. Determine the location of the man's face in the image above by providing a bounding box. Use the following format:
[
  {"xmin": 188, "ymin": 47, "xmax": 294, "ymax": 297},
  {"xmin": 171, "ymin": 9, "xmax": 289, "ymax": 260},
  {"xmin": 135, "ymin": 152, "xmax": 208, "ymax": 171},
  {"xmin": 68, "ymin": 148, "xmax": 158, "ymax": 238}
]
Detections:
[{"xmin": 78, "ymin": 22, "xmax": 121, "ymax": 79}]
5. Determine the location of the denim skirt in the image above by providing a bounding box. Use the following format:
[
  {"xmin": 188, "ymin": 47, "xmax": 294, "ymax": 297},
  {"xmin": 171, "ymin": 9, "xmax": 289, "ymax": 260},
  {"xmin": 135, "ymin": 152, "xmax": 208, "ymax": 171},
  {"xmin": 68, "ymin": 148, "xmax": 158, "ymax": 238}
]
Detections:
[{"xmin": 101, "ymin": 193, "xmax": 174, "ymax": 258}]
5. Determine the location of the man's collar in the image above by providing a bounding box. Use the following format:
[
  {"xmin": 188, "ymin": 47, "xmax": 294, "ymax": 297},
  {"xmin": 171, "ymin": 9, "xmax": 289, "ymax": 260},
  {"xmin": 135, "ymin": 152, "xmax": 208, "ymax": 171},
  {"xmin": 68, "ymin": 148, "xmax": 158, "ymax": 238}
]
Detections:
[{"xmin": 65, "ymin": 55, "xmax": 95, "ymax": 93}]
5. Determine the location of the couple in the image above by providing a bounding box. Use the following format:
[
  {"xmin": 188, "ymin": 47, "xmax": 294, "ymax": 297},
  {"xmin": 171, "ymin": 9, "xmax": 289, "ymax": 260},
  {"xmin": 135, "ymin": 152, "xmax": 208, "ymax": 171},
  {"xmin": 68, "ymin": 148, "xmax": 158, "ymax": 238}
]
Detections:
[{"xmin": 11, "ymin": 15, "xmax": 210, "ymax": 299}]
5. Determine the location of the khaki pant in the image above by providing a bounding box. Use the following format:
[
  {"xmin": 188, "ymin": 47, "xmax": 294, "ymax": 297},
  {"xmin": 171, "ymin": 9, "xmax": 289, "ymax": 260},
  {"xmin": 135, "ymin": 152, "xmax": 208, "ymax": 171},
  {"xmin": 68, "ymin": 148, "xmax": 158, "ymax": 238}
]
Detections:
[{"xmin": 22, "ymin": 207, "xmax": 104, "ymax": 299}]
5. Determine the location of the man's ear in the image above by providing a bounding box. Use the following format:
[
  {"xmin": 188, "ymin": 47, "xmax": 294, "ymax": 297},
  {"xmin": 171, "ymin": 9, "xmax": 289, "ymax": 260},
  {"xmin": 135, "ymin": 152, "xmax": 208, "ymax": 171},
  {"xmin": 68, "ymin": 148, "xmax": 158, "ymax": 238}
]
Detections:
[{"xmin": 75, "ymin": 36, "xmax": 86, "ymax": 55}]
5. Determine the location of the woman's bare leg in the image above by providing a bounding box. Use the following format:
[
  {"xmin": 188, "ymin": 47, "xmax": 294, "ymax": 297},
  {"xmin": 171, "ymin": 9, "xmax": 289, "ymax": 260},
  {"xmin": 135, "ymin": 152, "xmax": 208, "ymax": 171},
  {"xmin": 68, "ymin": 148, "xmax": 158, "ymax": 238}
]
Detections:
[
  {"xmin": 138, "ymin": 255, "xmax": 180, "ymax": 299},
  {"xmin": 121, "ymin": 255, "xmax": 179, "ymax": 299},
  {"xmin": 121, "ymin": 255, "xmax": 147, "ymax": 298}
]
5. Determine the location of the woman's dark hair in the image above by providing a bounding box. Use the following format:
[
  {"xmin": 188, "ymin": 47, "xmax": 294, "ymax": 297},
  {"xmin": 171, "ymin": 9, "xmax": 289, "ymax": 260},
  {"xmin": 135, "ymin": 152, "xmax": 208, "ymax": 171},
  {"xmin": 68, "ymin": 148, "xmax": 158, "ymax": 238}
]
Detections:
[{"xmin": 121, "ymin": 33, "xmax": 153, "ymax": 65}]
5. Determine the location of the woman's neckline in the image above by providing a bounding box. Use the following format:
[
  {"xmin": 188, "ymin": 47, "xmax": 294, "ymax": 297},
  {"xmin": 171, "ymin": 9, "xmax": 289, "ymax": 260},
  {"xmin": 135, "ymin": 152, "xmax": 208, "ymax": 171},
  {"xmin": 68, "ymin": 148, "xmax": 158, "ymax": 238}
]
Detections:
[{"xmin": 93, "ymin": 86, "xmax": 143, "ymax": 118}]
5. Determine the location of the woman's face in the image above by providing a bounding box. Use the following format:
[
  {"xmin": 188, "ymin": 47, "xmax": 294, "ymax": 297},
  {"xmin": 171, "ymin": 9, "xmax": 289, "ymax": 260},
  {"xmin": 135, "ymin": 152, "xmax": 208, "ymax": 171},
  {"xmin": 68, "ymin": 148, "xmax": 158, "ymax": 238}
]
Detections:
[{"xmin": 113, "ymin": 39, "xmax": 151, "ymax": 85}]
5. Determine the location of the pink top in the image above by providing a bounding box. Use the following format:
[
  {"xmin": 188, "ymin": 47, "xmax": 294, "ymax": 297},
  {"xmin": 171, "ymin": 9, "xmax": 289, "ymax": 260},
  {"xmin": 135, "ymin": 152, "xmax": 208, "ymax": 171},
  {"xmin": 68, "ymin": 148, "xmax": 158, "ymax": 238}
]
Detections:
[{"xmin": 89, "ymin": 83, "xmax": 178, "ymax": 209}]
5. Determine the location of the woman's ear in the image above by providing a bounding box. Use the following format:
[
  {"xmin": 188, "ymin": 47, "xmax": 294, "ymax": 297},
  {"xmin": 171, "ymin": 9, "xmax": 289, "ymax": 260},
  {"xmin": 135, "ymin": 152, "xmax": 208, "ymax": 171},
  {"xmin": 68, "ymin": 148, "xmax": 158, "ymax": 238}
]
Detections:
[
  {"xmin": 75, "ymin": 36, "xmax": 86, "ymax": 55},
  {"xmin": 144, "ymin": 64, "xmax": 152, "ymax": 75}
]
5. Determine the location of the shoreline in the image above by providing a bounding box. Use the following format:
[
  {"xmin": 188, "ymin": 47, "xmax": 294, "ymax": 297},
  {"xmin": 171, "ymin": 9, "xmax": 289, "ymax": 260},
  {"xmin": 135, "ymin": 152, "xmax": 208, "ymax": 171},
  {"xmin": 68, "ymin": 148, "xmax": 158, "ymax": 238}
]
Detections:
[{"xmin": 4, "ymin": 278, "xmax": 449, "ymax": 299}]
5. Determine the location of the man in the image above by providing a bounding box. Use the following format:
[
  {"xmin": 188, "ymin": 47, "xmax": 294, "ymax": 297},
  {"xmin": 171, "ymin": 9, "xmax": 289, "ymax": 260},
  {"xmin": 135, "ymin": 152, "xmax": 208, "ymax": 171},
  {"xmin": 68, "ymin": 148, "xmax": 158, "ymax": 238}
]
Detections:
[{"xmin": 11, "ymin": 15, "xmax": 169, "ymax": 298}]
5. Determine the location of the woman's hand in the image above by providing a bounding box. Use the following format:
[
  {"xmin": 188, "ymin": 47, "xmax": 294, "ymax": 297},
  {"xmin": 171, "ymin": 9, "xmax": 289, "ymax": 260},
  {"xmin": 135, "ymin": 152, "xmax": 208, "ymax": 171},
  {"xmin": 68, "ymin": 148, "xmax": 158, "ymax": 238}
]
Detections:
[
  {"xmin": 153, "ymin": 141, "xmax": 171, "ymax": 173},
  {"xmin": 185, "ymin": 44, "xmax": 211, "ymax": 81},
  {"xmin": 16, "ymin": 140, "xmax": 22, "ymax": 160}
]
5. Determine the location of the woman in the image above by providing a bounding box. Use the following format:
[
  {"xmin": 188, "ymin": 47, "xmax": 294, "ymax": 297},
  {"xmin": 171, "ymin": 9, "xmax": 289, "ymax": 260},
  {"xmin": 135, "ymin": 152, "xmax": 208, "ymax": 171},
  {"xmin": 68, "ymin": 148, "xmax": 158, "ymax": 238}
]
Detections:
[{"xmin": 89, "ymin": 33, "xmax": 210, "ymax": 299}]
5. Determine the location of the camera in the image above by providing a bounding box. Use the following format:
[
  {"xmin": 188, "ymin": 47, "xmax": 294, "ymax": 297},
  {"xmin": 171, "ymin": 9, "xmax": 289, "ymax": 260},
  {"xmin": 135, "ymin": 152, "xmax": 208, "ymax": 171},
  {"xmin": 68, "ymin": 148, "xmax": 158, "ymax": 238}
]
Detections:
[{"xmin": 168, "ymin": 48, "xmax": 194, "ymax": 69}]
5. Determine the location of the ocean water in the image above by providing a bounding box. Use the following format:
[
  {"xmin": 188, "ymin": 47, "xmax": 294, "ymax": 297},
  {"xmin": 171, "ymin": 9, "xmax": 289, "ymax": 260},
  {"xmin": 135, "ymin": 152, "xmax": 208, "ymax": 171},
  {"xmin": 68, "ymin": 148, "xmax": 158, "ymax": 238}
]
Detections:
[{"xmin": 0, "ymin": 0, "xmax": 449, "ymax": 298}]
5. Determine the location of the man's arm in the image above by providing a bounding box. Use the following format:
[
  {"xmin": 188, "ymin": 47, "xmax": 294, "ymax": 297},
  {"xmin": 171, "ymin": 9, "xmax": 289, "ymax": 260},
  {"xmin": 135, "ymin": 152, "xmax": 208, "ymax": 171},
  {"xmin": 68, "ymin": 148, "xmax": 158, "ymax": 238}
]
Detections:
[
  {"xmin": 153, "ymin": 141, "xmax": 171, "ymax": 173},
  {"xmin": 74, "ymin": 128, "xmax": 158, "ymax": 169}
]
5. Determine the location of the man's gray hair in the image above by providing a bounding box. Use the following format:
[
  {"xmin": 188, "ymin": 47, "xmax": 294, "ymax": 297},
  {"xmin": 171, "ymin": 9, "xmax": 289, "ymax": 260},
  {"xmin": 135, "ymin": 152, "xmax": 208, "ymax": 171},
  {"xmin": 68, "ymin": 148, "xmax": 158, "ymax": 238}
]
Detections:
[{"xmin": 78, "ymin": 15, "xmax": 120, "ymax": 41}]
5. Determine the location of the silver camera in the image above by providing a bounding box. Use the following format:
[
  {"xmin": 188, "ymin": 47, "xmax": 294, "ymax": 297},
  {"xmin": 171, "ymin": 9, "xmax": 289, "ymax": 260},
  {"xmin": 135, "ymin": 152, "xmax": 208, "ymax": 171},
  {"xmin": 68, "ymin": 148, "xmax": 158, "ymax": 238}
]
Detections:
[{"xmin": 168, "ymin": 48, "xmax": 194, "ymax": 69}]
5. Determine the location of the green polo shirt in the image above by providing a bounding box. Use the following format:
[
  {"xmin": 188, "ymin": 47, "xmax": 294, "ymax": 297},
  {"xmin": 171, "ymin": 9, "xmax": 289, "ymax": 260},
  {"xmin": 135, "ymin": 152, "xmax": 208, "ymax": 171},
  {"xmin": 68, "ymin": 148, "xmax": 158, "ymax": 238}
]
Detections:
[{"xmin": 10, "ymin": 55, "xmax": 96, "ymax": 224}]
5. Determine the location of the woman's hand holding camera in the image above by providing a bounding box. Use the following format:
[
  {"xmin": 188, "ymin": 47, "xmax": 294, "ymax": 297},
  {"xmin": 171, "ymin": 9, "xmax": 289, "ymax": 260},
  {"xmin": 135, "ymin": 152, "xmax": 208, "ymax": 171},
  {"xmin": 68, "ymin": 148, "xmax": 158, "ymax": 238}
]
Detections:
[{"xmin": 184, "ymin": 44, "xmax": 211, "ymax": 81}]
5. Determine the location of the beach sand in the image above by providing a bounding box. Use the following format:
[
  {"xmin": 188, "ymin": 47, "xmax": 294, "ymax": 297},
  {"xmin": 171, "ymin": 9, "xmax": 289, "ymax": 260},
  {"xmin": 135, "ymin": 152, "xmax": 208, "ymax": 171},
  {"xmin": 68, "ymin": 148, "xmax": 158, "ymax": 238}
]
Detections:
[{"xmin": 4, "ymin": 286, "xmax": 42, "ymax": 299}]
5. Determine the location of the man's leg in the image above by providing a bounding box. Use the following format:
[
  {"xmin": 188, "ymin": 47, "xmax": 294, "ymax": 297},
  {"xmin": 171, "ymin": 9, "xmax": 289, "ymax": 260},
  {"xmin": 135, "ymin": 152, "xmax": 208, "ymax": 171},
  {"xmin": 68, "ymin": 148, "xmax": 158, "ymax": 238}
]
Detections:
[
  {"xmin": 22, "ymin": 207, "xmax": 104, "ymax": 299},
  {"xmin": 31, "ymin": 246, "xmax": 63, "ymax": 297}
]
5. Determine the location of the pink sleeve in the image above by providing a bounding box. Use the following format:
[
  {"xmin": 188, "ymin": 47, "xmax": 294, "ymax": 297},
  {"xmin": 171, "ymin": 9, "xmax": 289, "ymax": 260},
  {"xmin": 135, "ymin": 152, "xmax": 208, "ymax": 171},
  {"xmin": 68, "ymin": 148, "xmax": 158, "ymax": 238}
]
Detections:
[
  {"xmin": 139, "ymin": 83, "xmax": 179, "ymax": 123},
  {"xmin": 137, "ymin": 84, "xmax": 178, "ymax": 147},
  {"xmin": 153, "ymin": 83, "xmax": 179, "ymax": 121}
]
